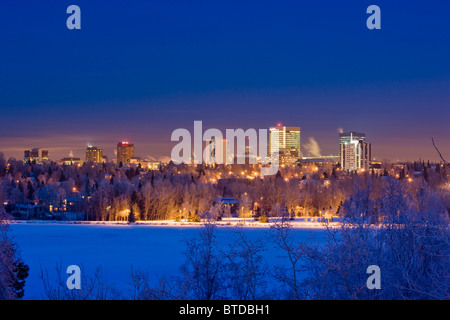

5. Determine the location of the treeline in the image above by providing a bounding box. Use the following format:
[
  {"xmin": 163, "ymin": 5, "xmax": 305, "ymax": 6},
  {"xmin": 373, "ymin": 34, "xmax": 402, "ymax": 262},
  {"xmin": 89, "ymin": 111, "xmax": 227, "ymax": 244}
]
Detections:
[{"xmin": 0, "ymin": 152, "xmax": 448, "ymax": 222}]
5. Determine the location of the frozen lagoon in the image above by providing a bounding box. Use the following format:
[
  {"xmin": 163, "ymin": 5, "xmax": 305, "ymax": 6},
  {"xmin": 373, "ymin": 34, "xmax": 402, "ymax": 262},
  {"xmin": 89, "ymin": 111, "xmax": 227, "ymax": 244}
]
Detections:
[{"xmin": 9, "ymin": 221, "xmax": 328, "ymax": 299}]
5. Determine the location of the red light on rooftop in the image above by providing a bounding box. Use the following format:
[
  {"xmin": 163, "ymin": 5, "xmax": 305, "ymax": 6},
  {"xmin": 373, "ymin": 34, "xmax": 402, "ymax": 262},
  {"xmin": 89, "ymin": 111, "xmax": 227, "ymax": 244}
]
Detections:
[
  {"xmin": 121, "ymin": 141, "xmax": 129, "ymax": 145},
  {"xmin": 277, "ymin": 122, "xmax": 282, "ymax": 127}
]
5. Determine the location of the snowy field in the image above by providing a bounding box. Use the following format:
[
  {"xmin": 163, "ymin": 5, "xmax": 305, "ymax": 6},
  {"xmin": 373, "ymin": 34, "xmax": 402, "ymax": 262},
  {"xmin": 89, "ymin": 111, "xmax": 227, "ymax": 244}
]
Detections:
[{"xmin": 9, "ymin": 221, "xmax": 328, "ymax": 300}]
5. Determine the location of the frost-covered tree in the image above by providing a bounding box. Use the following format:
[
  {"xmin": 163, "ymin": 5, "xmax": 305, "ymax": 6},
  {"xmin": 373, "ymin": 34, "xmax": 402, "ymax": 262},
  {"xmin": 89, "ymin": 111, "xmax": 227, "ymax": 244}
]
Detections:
[
  {"xmin": 270, "ymin": 220, "xmax": 310, "ymax": 299},
  {"xmin": 301, "ymin": 179, "xmax": 449, "ymax": 300},
  {"xmin": 222, "ymin": 227, "xmax": 268, "ymax": 299},
  {"xmin": 179, "ymin": 221, "xmax": 226, "ymax": 299},
  {"xmin": 238, "ymin": 193, "xmax": 253, "ymax": 222},
  {"xmin": 0, "ymin": 209, "xmax": 29, "ymax": 299}
]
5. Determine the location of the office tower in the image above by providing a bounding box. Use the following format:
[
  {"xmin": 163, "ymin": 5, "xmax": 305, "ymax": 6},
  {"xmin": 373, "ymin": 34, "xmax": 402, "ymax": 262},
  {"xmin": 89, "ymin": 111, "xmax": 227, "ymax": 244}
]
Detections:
[
  {"xmin": 339, "ymin": 132, "xmax": 371, "ymax": 171},
  {"xmin": 269, "ymin": 124, "xmax": 301, "ymax": 165},
  {"xmin": 339, "ymin": 132, "xmax": 366, "ymax": 145},
  {"xmin": 339, "ymin": 132, "xmax": 366, "ymax": 156},
  {"xmin": 239, "ymin": 144, "xmax": 258, "ymax": 165},
  {"xmin": 85, "ymin": 146, "xmax": 103, "ymax": 163},
  {"xmin": 117, "ymin": 141, "xmax": 134, "ymax": 164},
  {"xmin": 205, "ymin": 138, "xmax": 231, "ymax": 165},
  {"xmin": 24, "ymin": 148, "xmax": 49, "ymax": 163}
]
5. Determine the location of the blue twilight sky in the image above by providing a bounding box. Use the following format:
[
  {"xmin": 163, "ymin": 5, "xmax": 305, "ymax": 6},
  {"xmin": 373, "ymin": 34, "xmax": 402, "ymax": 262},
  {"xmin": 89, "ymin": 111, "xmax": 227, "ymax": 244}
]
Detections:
[{"xmin": 0, "ymin": 0, "xmax": 449, "ymax": 162}]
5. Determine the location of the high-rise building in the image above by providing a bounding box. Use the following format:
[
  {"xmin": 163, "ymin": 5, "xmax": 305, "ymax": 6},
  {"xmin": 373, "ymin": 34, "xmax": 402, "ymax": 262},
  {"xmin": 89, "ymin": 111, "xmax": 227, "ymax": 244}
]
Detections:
[
  {"xmin": 339, "ymin": 132, "xmax": 366, "ymax": 156},
  {"xmin": 205, "ymin": 138, "xmax": 232, "ymax": 165},
  {"xmin": 85, "ymin": 146, "xmax": 103, "ymax": 163},
  {"xmin": 117, "ymin": 141, "xmax": 134, "ymax": 164},
  {"xmin": 24, "ymin": 148, "xmax": 49, "ymax": 163},
  {"xmin": 339, "ymin": 132, "xmax": 371, "ymax": 171},
  {"xmin": 269, "ymin": 124, "xmax": 301, "ymax": 165},
  {"xmin": 237, "ymin": 144, "xmax": 258, "ymax": 165}
]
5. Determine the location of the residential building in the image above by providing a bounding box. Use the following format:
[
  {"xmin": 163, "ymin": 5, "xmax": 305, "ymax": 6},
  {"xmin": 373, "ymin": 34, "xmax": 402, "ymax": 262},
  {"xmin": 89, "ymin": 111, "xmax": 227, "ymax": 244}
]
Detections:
[
  {"xmin": 85, "ymin": 146, "xmax": 103, "ymax": 163},
  {"xmin": 117, "ymin": 141, "xmax": 134, "ymax": 164}
]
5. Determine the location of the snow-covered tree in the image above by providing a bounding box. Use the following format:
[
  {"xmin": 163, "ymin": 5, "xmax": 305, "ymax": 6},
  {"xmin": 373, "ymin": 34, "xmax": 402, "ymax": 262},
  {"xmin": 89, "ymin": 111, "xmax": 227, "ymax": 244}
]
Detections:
[{"xmin": 0, "ymin": 209, "xmax": 29, "ymax": 299}]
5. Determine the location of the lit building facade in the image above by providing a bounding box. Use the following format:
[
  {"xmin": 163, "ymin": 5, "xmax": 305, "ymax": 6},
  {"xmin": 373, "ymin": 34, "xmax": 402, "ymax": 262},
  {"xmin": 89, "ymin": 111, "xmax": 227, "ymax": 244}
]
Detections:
[
  {"xmin": 85, "ymin": 146, "xmax": 103, "ymax": 163},
  {"xmin": 339, "ymin": 132, "xmax": 371, "ymax": 172},
  {"xmin": 269, "ymin": 124, "xmax": 301, "ymax": 165},
  {"xmin": 24, "ymin": 148, "xmax": 49, "ymax": 163},
  {"xmin": 235, "ymin": 144, "xmax": 258, "ymax": 165},
  {"xmin": 140, "ymin": 160, "xmax": 161, "ymax": 170},
  {"xmin": 59, "ymin": 157, "xmax": 83, "ymax": 165},
  {"xmin": 339, "ymin": 132, "xmax": 366, "ymax": 156},
  {"xmin": 205, "ymin": 138, "xmax": 233, "ymax": 165},
  {"xmin": 117, "ymin": 141, "xmax": 134, "ymax": 164}
]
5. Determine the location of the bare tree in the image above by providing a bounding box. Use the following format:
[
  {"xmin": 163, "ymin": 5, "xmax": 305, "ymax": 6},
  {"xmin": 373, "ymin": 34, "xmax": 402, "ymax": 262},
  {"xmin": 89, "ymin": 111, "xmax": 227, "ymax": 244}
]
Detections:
[
  {"xmin": 178, "ymin": 221, "xmax": 226, "ymax": 299},
  {"xmin": 222, "ymin": 226, "xmax": 268, "ymax": 300},
  {"xmin": 432, "ymin": 138, "xmax": 449, "ymax": 167},
  {"xmin": 270, "ymin": 220, "xmax": 310, "ymax": 299},
  {"xmin": 40, "ymin": 263, "xmax": 121, "ymax": 300}
]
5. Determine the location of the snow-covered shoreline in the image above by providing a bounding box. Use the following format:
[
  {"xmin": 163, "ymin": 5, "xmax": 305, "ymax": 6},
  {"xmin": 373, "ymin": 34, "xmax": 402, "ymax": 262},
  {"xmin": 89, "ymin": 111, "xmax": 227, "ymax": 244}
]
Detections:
[{"xmin": 7, "ymin": 217, "xmax": 338, "ymax": 229}]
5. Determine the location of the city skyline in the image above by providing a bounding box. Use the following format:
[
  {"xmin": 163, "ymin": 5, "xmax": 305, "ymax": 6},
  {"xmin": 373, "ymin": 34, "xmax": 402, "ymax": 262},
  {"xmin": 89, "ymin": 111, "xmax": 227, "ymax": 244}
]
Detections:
[
  {"xmin": 0, "ymin": 1, "xmax": 449, "ymax": 163},
  {"xmin": 2, "ymin": 122, "xmax": 448, "ymax": 164}
]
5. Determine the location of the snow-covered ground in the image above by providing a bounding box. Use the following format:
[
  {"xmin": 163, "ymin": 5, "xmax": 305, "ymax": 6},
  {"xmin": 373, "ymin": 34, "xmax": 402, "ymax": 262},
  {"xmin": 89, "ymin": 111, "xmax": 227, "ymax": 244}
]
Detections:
[
  {"xmin": 9, "ymin": 216, "xmax": 339, "ymax": 228},
  {"xmin": 9, "ymin": 221, "xmax": 329, "ymax": 299}
]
